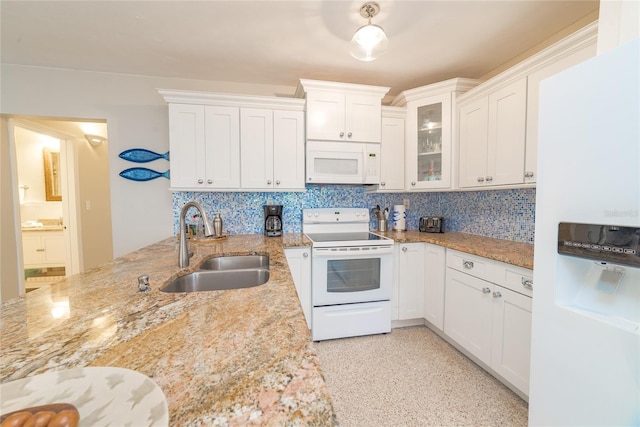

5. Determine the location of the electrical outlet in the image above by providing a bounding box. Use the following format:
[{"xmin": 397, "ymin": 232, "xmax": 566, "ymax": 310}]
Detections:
[{"xmin": 403, "ymin": 198, "xmax": 410, "ymax": 209}]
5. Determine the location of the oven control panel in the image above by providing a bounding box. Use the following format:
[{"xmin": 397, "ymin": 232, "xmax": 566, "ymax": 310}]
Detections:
[{"xmin": 558, "ymin": 222, "xmax": 639, "ymax": 267}]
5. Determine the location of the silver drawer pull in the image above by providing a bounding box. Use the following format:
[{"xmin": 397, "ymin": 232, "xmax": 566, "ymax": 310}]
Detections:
[
  {"xmin": 463, "ymin": 260, "xmax": 474, "ymax": 269},
  {"xmin": 477, "ymin": 177, "xmax": 485, "ymax": 182},
  {"xmin": 521, "ymin": 278, "xmax": 533, "ymax": 290},
  {"xmin": 493, "ymin": 291, "xmax": 502, "ymax": 298},
  {"xmin": 482, "ymin": 287, "xmax": 491, "ymax": 294}
]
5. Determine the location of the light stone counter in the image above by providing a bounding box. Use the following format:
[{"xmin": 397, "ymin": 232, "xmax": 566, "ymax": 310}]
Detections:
[
  {"xmin": 375, "ymin": 230, "xmax": 534, "ymax": 269},
  {"xmin": 1, "ymin": 233, "xmax": 337, "ymax": 426}
]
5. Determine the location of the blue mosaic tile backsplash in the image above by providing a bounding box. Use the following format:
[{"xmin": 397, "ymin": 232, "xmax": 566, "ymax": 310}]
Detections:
[{"xmin": 173, "ymin": 186, "xmax": 536, "ymax": 243}]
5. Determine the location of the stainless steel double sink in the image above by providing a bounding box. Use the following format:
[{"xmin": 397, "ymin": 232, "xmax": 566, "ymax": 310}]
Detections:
[{"xmin": 161, "ymin": 255, "xmax": 269, "ymax": 293}]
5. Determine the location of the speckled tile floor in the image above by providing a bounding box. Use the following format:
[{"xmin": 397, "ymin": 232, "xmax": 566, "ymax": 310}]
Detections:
[{"xmin": 314, "ymin": 326, "xmax": 528, "ymax": 427}]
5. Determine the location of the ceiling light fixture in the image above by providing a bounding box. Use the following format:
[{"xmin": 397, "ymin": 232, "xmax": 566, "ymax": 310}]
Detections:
[
  {"xmin": 85, "ymin": 134, "xmax": 107, "ymax": 146},
  {"xmin": 350, "ymin": 2, "xmax": 389, "ymax": 62}
]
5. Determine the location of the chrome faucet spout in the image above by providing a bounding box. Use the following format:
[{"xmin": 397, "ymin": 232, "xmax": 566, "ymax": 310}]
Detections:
[{"xmin": 179, "ymin": 201, "xmax": 215, "ymax": 268}]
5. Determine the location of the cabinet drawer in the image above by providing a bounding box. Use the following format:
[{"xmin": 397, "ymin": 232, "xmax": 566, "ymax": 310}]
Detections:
[
  {"xmin": 494, "ymin": 261, "xmax": 533, "ymax": 298},
  {"xmin": 446, "ymin": 249, "xmax": 495, "ymax": 282}
]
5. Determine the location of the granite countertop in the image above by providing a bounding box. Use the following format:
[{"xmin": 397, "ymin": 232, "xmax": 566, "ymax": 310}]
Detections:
[
  {"xmin": 1, "ymin": 233, "xmax": 337, "ymax": 425},
  {"xmin": 376, "ymin": 230, "xmax": 534, "ymax": 269},
  {"xmin": 1, "ymin": 230, "xmax": 532, "ymax": 425}
]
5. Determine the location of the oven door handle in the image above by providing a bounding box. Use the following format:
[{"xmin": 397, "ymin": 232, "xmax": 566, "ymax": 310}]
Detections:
[{"xmin": 312, "ymin": 246, "xmax": 394, "ymax": 257}]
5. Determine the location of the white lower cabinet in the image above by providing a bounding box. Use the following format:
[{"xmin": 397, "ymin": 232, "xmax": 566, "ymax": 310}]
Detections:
[
  {"xmin": 395, "ymin": 243, "xmax": 425, "ymax": 320},
  {"xmin": 423, "ymin": 243, "xmax": 446, "ymax": 330},
  {"xmin": 444, "ymin": 249, "xmax": 533, "ymax": 396},
  {"xmin": 491, "ymin": 284, "xmax": 532, "ymax": 394},
  {"xmin": 284, "ymin": 247, "xmax": 312, "ymax": 330},
  {"xmin": 22, "ymin": 231, "xmax": 65, "ymax": 268},
  {"xmin": 444, "ymin": 268, "xmax": 494, "ymax": 364}
]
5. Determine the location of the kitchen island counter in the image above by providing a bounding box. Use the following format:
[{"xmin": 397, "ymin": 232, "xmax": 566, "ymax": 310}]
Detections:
[{"xmin": 0, "ymin": 233, "xmax": 336, "ymax": 425}]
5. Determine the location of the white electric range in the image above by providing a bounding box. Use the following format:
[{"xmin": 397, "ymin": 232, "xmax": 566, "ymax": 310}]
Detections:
[{"xmin": 303, "ymin": 208, "xmax": 394, "ymax": 341}]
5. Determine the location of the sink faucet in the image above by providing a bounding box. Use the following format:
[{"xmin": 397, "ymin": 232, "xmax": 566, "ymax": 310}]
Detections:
[{"xmin": 179, "ymin": 201, "xmax": 215, "ymax": 268}]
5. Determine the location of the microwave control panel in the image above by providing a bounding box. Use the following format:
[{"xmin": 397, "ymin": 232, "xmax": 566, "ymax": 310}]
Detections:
[{"xmin": 558, "ymin": 222, "xmax": 640, "ymax": 267}]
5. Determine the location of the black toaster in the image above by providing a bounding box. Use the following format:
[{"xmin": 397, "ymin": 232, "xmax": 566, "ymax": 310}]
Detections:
[{"xmin": 419, "ymin": 216, "xmax": 444, "ymax": 233}]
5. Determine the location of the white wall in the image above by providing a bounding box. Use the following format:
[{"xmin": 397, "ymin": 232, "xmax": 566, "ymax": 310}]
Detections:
[
  {"xmin": 597, "ymin": 0, "xmax": 640, "ymax": 54},
  {"xmin": 1, "ymin": 64, "xmax": 295, "ymax": 257}
]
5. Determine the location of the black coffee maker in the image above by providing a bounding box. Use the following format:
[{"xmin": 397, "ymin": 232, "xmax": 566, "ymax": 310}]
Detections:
[{"xmin": 263, "ymin": 205, "xmax": 283, "ymax": 237}]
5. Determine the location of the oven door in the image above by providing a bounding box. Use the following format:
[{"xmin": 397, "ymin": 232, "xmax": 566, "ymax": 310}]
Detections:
[{"xmin": 312, "ymin": 245, "xmax": 393, "ymax": 306}]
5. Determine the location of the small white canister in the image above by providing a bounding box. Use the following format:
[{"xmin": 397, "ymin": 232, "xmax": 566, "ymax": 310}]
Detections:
[{"xmin": 392, "ymin": 205, "xmax": 406, "ymax": 231}]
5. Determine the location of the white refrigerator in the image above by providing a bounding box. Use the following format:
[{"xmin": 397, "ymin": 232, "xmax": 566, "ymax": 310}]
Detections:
[{"xmin": 529, "ymin": 38, "xmax": 640, "ymax": 425}]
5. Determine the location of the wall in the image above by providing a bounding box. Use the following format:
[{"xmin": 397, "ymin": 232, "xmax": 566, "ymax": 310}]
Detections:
[
  {"xmin": 1, "ymin": 118, "xmax": 22, "ymax": 302},
  {"xmin": 173, "ymin": 187, "xmax": 536, "ymax": 243},
  {"xmin": 1, "ymin": 63, "xmax": 296, "ymax": 257}
]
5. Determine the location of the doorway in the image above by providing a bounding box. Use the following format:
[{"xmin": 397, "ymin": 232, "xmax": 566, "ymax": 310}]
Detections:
[{"xmin": 8, "ymin": 116, "xmax": 113, "ymax": 295}]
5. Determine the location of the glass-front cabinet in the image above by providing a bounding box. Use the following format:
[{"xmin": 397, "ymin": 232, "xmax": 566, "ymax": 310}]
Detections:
[
  {"xmin": 416, "ymin": 100, "xmax": 446, "ymax": 185},
  {"xmin": 393, "ymin": 79, "xmax": 480, "ymax": 191}
]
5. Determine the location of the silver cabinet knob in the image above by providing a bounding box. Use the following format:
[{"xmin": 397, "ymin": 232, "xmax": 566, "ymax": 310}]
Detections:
[
  {"xmin": 524, "ymin": 171, "xmax": 534, "ymax": 178},
  {"xmin": 207, "ymin": 179, "xmax": 213, "ymax": 184},
  {"xmin": 267, "ymin": 180, "xmax": 272, "ymax": 185},
  {"xmin": 486, "ymin": 176, "xmax": 493, "ymax": 182},
  {"xmin": 411, "ymin": 181, "xmax": 416, "ymax": 186},
  {"xmin": 521, "ymin": 278, "xmax": 533, "ymax": 290},
  {"xmin": 339, "ymin": 131, "xmax": 345, "ymax": 137},
  {"xmin": 303, "ymin": 252, "xmax": 309, "ymax": 258},
  {"xmin": 482, "ymin": 287, "xmax": 491, "ymax": 294},
  {"xmin": 463, "ymin": 260, "xmax": 474, "ymax": 269},
  {"xmin": 197, "ymin": 179, "xmax": 204, "ymax": 184},
  {"xmin": 380, "ymin": 182, "xmax": 386, "ymax": 186},
  {"xmin": 493, "ymin": 291, "xmax": 502, "ymax": 298},
  {"xmin": 477, "ymin": 177, "xmax": 485, "ymax": 182},
  {"xmin": 402, "ymin": 247, "xmax": 408, "ymax": 252},
  {"xmin": 347, "ymin": 132, "xmax": 352, "ymax": 138},
  {"xmin": 275, "ymin": 180, "xmax": 281, "ymax": 185}
]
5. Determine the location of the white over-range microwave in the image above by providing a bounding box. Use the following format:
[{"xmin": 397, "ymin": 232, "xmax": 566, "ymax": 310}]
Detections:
[{"xmin": 306, "ymin": 140, "xmax": 380, "ymax": 184}]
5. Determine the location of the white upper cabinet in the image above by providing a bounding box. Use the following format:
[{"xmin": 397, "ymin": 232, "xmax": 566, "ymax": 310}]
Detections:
[
  {"xmin": 168, "ymin": 103, "xmax": 240, "ymax": 189},
  {"xmin": 459, "ymin": 78, "xmax": 527, "ymax": 188},
  {"xmin": 240, "ymin": 108, "xmax": 274, "ymax": 189},
  {"xmin": 524, "ymin": 39, "xmax": 597, "ymax": 183},
  {"xmin": 393, "ymin": 79, "xmax": 480, "ymax": 191},
  {"xmin": 159, "ymin": 90, "xmax": 305, "ymax": 191},
  {"xmin": 457, "ymin": 22, "xmax": 597, "ymax": 189},
  {"xmin": 272, "ymin": 110, "xmax": 306, "ymax": 190},
  {"xmin": 297, "ymin": 79, "xmax": 389, "ymax": 143},
  {"xmin": 367, "ymin": 107, "xmax": 406, "ymax": 192}
]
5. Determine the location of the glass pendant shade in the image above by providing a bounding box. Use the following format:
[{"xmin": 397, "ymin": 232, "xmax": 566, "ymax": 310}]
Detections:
[{"xmin": 350, "ymin": 22, "xmax": 389, "ymax": 61}]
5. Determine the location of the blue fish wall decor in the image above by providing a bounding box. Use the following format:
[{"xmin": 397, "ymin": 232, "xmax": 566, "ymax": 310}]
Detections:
[
  {"xmin": 119, "ymin": 149, "xmax": 170, "ymax": 163},
  {"xmin": 119, "ymin": 167, "xmax": 170, "ymax": 181}
]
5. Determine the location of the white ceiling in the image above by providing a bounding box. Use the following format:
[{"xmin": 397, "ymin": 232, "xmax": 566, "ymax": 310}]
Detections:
[{"xmin": 1, "ymin": 1, "xmax": 599, "ymax": 98}]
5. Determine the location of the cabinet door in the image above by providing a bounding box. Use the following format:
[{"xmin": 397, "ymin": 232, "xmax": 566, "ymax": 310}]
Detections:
[
  {"xmin": 525, "ymin": 43, "xmax": 596, "ymax": 183},
  {"xmin": 284, "ymin": 247, "xmax": 312, "ymax": 330},
  {"xmin": 42, "ymin": 233, "xmax": 65, "ymax": 265},
  {"xmin": 346, "ymin": 93, "xmax": 382, "ymax": 143},
  {"xmin": 424, "ymin": 243, "xmax": 446, "ymax": 330},
  {"xmin": 204, "ymin": 106, "xmax": 240, "ymax": 188},
  {"xmin": 379, "ymin": 116, "xmax": 405, "ymax": 191},
  {"xmin": 458, "ymin": 97, "xmax": 489, "ymax": 188},
  {"xmin": 273, "ymin": 110, "xmax": 305, "ymax": 190},
  {"xmin": 22, "ymin": 234, "xmax": 43, "ymax": 267},
  {"xmin": 397, "ymin": 243, "xmax": 425, "ymax": 320},
  {"xmin": 406, "ymin": 93, "xmax": 453, "ymax": 190},
  {"xmin": 305, "ymin": 91, "xmax": 345, "ymax": 141},
  {"xmin": 487, "ymin": 78, "xmax": 527, "ymax": 186},
  {"xmin": 491, "ymin": 285, "xmax": 532, "ymax": 395},
  {"xmin": 240, "ymin": 108, "xmax": 273, "ymax": 189},
  {"xmin": 168, "ymin": 104, "xmax": 206, "ymax": 188},
  {"xmin": 444, "ymin": 268, "xmax": 493, "ymax": 365}
]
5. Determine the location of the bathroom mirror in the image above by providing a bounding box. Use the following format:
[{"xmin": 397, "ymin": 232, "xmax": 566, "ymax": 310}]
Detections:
[{"xmin": 43, "ymin": 148, "xmax": 62, "ymax": 201}]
